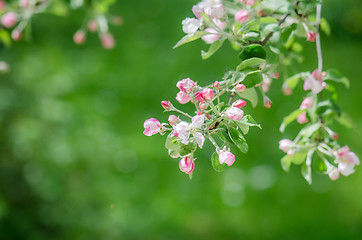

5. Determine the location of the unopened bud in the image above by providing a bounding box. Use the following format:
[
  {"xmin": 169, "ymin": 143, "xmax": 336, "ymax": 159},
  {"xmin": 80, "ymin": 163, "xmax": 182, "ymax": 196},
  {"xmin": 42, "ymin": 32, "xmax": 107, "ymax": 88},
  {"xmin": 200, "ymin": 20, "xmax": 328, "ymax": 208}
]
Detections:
[
  {"xmin": 87, "ymin": 20, "xmax": 98, "ymax": 32},
  {"xmin": 307, "ymin": 31, "xmax": 315, "ymax": 42},
  {"xmin": 213, "ymin": 81, "xmax": 220, "ymax": 90},
  {"xmin": 73, "ymin": 30, "xmax": 86, "ymax": 45},
  {"xmin": 263, "ymin": 96, "xmax": 272, "ymax": 108},
  {"xmin": 11, "ymin": 29, "xmax": 22, "ymax": 41},
  {"xmin": 233, "ymin": 99, "xmax": 247, "ymax": 108},
  {"xmin": 235, "ymin": 84, "xmax": 246, "ymax": 93},
  {"xmin": 101, "ymin": 33, "xmax": 115, "ymax": 50},
  {"xmin": 161, "ymin": 101, "xmax": 172, "ymax": 111}
]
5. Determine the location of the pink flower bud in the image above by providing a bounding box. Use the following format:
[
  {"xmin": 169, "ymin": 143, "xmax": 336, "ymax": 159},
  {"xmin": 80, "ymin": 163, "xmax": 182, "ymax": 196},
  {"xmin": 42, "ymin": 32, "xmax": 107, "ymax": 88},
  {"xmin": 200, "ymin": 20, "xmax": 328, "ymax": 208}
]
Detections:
[
  {"xmin": 219, "ymin": 151, "xmax": 235, "ymax": 166},
  {"xmin": 202, "ymin": 88, "xmax": 214, "ymax": 101},
  {"xmin": 307, "ymin": 31, "xmax": 315, "ymax": 42},
  {"xmin": 1, "ymin": 12, "xmax": 17, "ymax": 28},
  {"xmin": 213, "ymin": 81, "xmax": 220, "ymax": 90},
  {"xmin": 143, "ymin": 118, "xmax": 161, "ymax": 136},
  {"xmin": 328, "ymin": 167, "xmax": 340, "ymax": 181},
  {"xmin": 235, "ymin": 83, "xmax": 246, "ymax": 92},
  {"xmin": 101, "ymin": 33, "xmax": 115, "ymax": 49},
  {"xmin": 279, "ymin": 139, "xmax": 294, "ymax": 154},
  {"xmin": 332, "ymin": 133, "xmax": 339, "ymax": 140},
  {"xmin": 297, "ymin": 112, "xmax": 308, "ymax": 124},
  {"xmin": 88, "ymin": 20, "xmax": 98, "ymax": 32},
  {"xmin": 312, "ymin": 69, "xmax": 323, "ymax": 81},
  {"xmin": 11, "ymin": 29, "xmax": 22, "ymax": 41},
  {"xmin": 300, "ymin": 97, "xmax": 313, "ymax": 110},
  {"xmin": 179, "ymin": 156, "xmax": 195, "ymax": 174},
  {"xmin": 233, "ymin": 99, "xmax": 247, "ymax": 108},
  {"xmin": 263, "ymin": 96, "xmax": 272, "ymax": 108},
  {"xmin": 73, "ymin": 30, "xmax": 86, "ymax": 45},
  {"xmin": 226, "ymin": 107, "xmax": 244, "ymax": 121},
  {"xmin": 176, "ymin": 91, "xmax": 191, "ymax": 104},
  {"xmin": 195, "ymin": 91, "xmax": 205, "ymax": 103},
  {"xmin": 241, "ymin": 0, "xmax": 258, "ymax": 6},
  {"xmin": 199, "ymin": 103, "xmax": 208, "ymax": 110},
  {"xmin": 274, "ymin": 72, "xmax": 280, "ymax": 79},
  {"xmin": 201, "ymin": 28, "xmax": 220, "ymax": 44},
  {"xmin": 282, "ymin": 83, "xmax": 292, "ymax": 95},
  {"xmin": 168, "ymin": 115, "xmax": 180, "ymax": 126},
  {"xmin": 234, "ymin": 10, "xmax": 249, "ymax": 23},
  {"xmin": 161, "ymin": 101, "xmax": 172, "ymax": 110},
  {"xmin": 213, "ymin": 18, "xmax": 227, "ymax": 30},
  {"xmin": 176, "ymin": 78, "xmax": 196, "ymax": 94}
]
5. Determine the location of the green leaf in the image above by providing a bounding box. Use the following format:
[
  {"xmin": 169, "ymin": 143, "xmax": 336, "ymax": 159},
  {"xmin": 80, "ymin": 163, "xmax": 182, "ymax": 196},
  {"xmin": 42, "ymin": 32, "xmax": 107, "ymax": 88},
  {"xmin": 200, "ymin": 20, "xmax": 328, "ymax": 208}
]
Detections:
[
  {"xmin": 178, "ymin": 142, "xmax": 197, "ymax": 157},
  {"xmin": 301, "ymin": 162, "xmax": 312, "ymax": 185},
  {"xmin": 0, "ymin": 30, "xmax": 12, "ymax": 47},
  {"xmin": 165, "ymin": 133, "xmax": 179, "ymax": 151},
  {"xmin": 313, "ymin": 157, "xmax": 327, "ymax": 174},
  {"xmin": 336, "ymin": 112, "xmax": 354, "ymax": 128},
  {"xmin": 173, "ymin": 31, "xmax": 209, "ymax": 49},
  {"xmin": 200, "ymin": 12, "xmax": 219, "ymax": 29},
  {"xmin": 281, "ymin": 155, "xmax": 292, "ymax": 172},
  {"xmin": 236, "ymin": 87, "xmax": 258, "ymax": 108},
  {"xmin": 324, "ymin": 69, "xmax": 350, "ymax": 88},
  {"xmin": 227, "ymin": 127, "xmax": 248, "ymax": 154},
  {"xmin": 236, "ymin": 122, "xmax": 249, "ymax": 135},
  {"xmin": 320, "ymin": 18, "xmax": 331, "ymax": 36},
  {"xmin": 201, "ymin": 40, "xmax": 225, "ymax": 60},
  {"xmin": 258, "ymin": 16, "xmax": 278, "ymax": 24},
  {"xmin": 211, "ymin": 152, "xmax": 228, "ymax": 172},
  {"xmin": 291, "ymin": 151, "xmax": 308, "ymax": 165},
  {"xmin": 238, "ymin": 115, "xmax": 261, "ymax": 129},
  {"xmin": 280, "ymin": 109, "xmax": 305, "ymax": 133},
  {"xmin": 237, "ymin": 57, "xmax": 266, "ymax": 71},
  {"xmin": 219, "ymin": 127, "xmax": 234, "ymax": 146},
  {"xmin": 285, "ymin": 73, "xmax": 301, "ymax": 89},
  {"xmin": 242, "ymin": 71, "xmax": 263, "ymax": 88},
  {"xmin": 239, "ymin": 44, "xmax": 266, "ymax": 61},
  {"xmin": 298, "ymin": 123, "xmax": 321, "ymax": 139}
]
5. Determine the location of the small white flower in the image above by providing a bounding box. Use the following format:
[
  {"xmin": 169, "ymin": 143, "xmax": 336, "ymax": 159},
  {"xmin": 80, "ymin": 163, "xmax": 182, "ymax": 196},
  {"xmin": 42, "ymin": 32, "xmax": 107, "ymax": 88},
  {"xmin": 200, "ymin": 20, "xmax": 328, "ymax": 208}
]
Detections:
[{"xmin": 182, "ymin": 17, "xmax": 200, "ymax": 34}]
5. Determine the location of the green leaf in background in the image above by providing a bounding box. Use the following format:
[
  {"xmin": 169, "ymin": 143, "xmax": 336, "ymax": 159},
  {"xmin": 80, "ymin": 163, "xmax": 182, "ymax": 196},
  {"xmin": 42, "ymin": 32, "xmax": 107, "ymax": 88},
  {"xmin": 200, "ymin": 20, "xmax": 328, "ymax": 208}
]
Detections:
[
  {"xmin": 239, "ymin": 44, "xmax": 267, "ymax": 61},
  {"xmin": 211, "ymin": 151, "xmax": 228, "ymax": 172},
  {"xmin": 336, "ymin": 112, "xmax": 354, "ymax": 128},
  {"xmin": 173, "ymin": 31, "xmax": 209, "ymax": 49},
  {"xmin": 242, "ymin": 71, "xmax": 263, "ymax": 88},
  {"xmin": 320, "ymin": 18, "xmax": 331, "ymax": 36},
  {"xmin": 237, "ymin": 57, "xmax": 266, "ymax": 71},
  {"xmin": 201, "ymin": 40, "xmax": 225, "ymax": 60},
  {"xmin": 285, "ymin": 73, "xmax": 301, "ymax": 89},
  {"xmin": 0, "ymin": 30, "xmax": 12, "ymax": 47},
  {"xmin": 236, "ymin": 87, "xmax": 259, "ymax": 108},
  {"xmin": 324, "ymin": 69, "xmax": 350, "ymax": 88},
  {"xmin": 280, "ymin": 109, "xmax": 305, "ymax": 133},
  {"xmin": 227, "ymin": 127, "xmax": 249, "ymax": 154}
]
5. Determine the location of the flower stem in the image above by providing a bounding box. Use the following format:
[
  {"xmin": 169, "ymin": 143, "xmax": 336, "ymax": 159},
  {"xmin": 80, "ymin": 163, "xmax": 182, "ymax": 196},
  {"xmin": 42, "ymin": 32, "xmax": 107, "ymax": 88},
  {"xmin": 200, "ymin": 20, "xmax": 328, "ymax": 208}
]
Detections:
[
  {"xmin": 172, "ymin": 108, "xmax": 192, "ymax": 118},
  {"xmin": 316, "ymin": 2, "xmax": 323, "ymax": 72}
]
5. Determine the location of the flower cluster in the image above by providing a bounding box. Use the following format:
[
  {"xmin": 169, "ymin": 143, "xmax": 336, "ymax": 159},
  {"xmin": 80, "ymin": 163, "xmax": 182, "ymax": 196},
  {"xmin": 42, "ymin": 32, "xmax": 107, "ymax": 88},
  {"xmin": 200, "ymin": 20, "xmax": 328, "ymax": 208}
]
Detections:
[
  {"xmin": 144, "ymin": 76, "xmax": 261, "ymax": 176},
  {"xmin": 0, "ymin": 0, "xmax": 120, "ymax": 49},
  {"xmin": 144, "ymin": 0, "xmax": 358, "ymax": 182}
]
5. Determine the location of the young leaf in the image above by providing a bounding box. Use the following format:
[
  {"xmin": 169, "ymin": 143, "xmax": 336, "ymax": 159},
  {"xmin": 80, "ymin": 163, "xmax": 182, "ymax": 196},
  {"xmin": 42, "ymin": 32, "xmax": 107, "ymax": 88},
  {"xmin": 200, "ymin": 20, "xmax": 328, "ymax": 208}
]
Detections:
[
  {"xmin": 236, "ymin": 88, "xmax": 259, "ymax": 108},
  {"xmin": 237, "ymin": 57, "xmax": 266, "ymax": 71},
  {"xmin": 242, "ymin": 71, "xmax": 263, "ymax": 88},
  {"xmin": 211, "ymin": 151, "xmax": 228, "ymax": 172},
  {"xmin": 281, "ymin": 155, "xmax": 292, "ymax": 172},
  {"xmin": 298, "ymin": 123, "xmax": 321, "ymax": 139},
  {"xmin": 239, "ymin": 44, "xmax": 266, "ymax": 61},
  {"xmin": 200, "ymin": 12, "xmax": 219, "ymax": 29},
  {"xmin": 178, "ymin": 142, "xmax": 197, "ymax": 157},
  {"xmin": 324, "ymin": 69, "xmax": 350, "ymax": 88},
  {"xmin": 227, "ymin": 127, "xmax": 249, "ymax": 154},
  {"xmin": 285, "ymin": 73, "xmax": 301, "ymax": 89},
  {"xmin": 336, "ymin": 112, "xmax": 354, "ymax": 128},
  {"xmin": 291, "ymin": 151, "xmax": 308, "ymax": 165},
  {"xmin": 173, "ymin": 31, "xmax": 209, "ymax": 49},
  {"xmin": 280, "ymin": 109, "xmax": 305, "ymax": 132},
  {"xmin": 201, "ymin": 40, "xmax": 225, "ymax": 60}
]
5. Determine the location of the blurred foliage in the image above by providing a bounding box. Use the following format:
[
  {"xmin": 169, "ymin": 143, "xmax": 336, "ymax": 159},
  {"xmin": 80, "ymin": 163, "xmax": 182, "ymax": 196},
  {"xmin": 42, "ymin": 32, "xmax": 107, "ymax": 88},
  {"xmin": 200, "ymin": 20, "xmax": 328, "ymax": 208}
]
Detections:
[{"xmin": 0, "ymin": 0, "xmax": 361, "ymax": 239}]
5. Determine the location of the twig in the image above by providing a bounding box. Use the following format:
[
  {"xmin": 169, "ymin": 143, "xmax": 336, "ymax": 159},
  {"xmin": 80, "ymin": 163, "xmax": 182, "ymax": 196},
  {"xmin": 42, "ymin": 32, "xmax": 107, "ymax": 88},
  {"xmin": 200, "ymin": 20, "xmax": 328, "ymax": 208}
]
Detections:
[{"xmin": 261, "ymin": 13, "xmax": 290, "ymax": 46}]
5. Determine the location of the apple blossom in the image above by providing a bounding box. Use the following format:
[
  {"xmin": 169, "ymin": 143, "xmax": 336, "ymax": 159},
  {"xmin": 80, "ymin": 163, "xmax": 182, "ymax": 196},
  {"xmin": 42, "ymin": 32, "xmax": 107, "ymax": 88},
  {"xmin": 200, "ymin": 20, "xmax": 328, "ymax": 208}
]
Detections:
[
  {"xmin": 226, "ymin": 107, "xmax": 244, "ymax": 121},
  {"xmin": 1, "ymin": 12, "xmax": 17, "ymax": 28},
  {"xmin": 235, "ymin": 84, "xmax": 246, "ymax": 92},
  {"xmin": 101, "ymin": 33, "xmax": 115, "ymax": 49},
  {"xmin": 168, "ymin": 115, "xmax": 180, "ymax": 126},
  {"xmin": 338, "ymin": 162, "xmax": 355, "ymax": 176},
  {"xmin": 202, "ymin": 88, "xmax": 214, "ymax": 101},
  {"xmin": 73, "ymin": 30, "xmax": 86, "ymax": 45},
  {"xmin": 11, "ymin": 29, "xmax": 22, "ymax": 41},
  {"xmin": 88, "ymin": 20, "xmax": 98, "ymax": 32},
  {"xmin": 235, "ymin": 10, "xmax": 249, "ymax": 23},
  {"xmin": 177, "ymin": 78, "xmax": 196, "ymax": 94},
  {"xmin": 300, "ymin": 97, "xmax": 313, "ymax": 110},
  {"xmin": 241, "ymin": 0, "xmax": 258, "ymax": 6},
  {"xmin": 297, "ymin": 112, "xmax": 308, "ymax": 124},
  {"xmin": 201, "ymin": 28, "xmax": 220, "ymax": 44},
  {"xmin": 219, "ymin": 151, "xmax": 235, "ymax": 166},
  {"xmin": 213, "ymin": 81, "xmax": 220, "ymax": 90},
  {"xmin": 233, "ymin": 99, "xmax": 247, "ymax": 108},
  {"xmin": 182, "ymin": 17, "xmax": 200, "ymax": 34},
  {"xmin": 143, "ymin": 118, "xmax": 161, "ymax": 136},
  {"xmin": 328, "ymin": 166, "xmax": 340, "ymax": 181},
  {"xmin": 263, "ymin": 96, "xmax": 272, "ymax": 109},
  {"xmin": 176, "ymin": 91, "xmax": 191, "ymax": 104},
  {"xmin": 307, "ymin": 31, "xmax": 315, "ymax": 42},
  {"xmin": 179, "ymin": 156, "xmax": 195, "ymax": 174},
  {"xmin": 195, "ymin": 91, "xmax": 205, "ymax": 103},
  {"xmin": 161, "ymin": 101, "xmax": 172, "ymax": 110},
  {"xmin": 205, "ymin": 4, "xmax": 225, "ymax": 19},
  {"xmin": 279, "ymin": 139, "xmax": 294, "ymax": 154}
]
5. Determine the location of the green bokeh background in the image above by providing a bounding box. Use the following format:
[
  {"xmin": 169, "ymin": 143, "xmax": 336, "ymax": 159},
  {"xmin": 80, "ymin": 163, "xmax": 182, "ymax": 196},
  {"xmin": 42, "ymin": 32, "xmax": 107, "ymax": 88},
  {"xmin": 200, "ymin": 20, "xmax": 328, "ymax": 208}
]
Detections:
[{"xmin": 0, "ymin": 0, "xmax": 362, "ymax": 239}]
